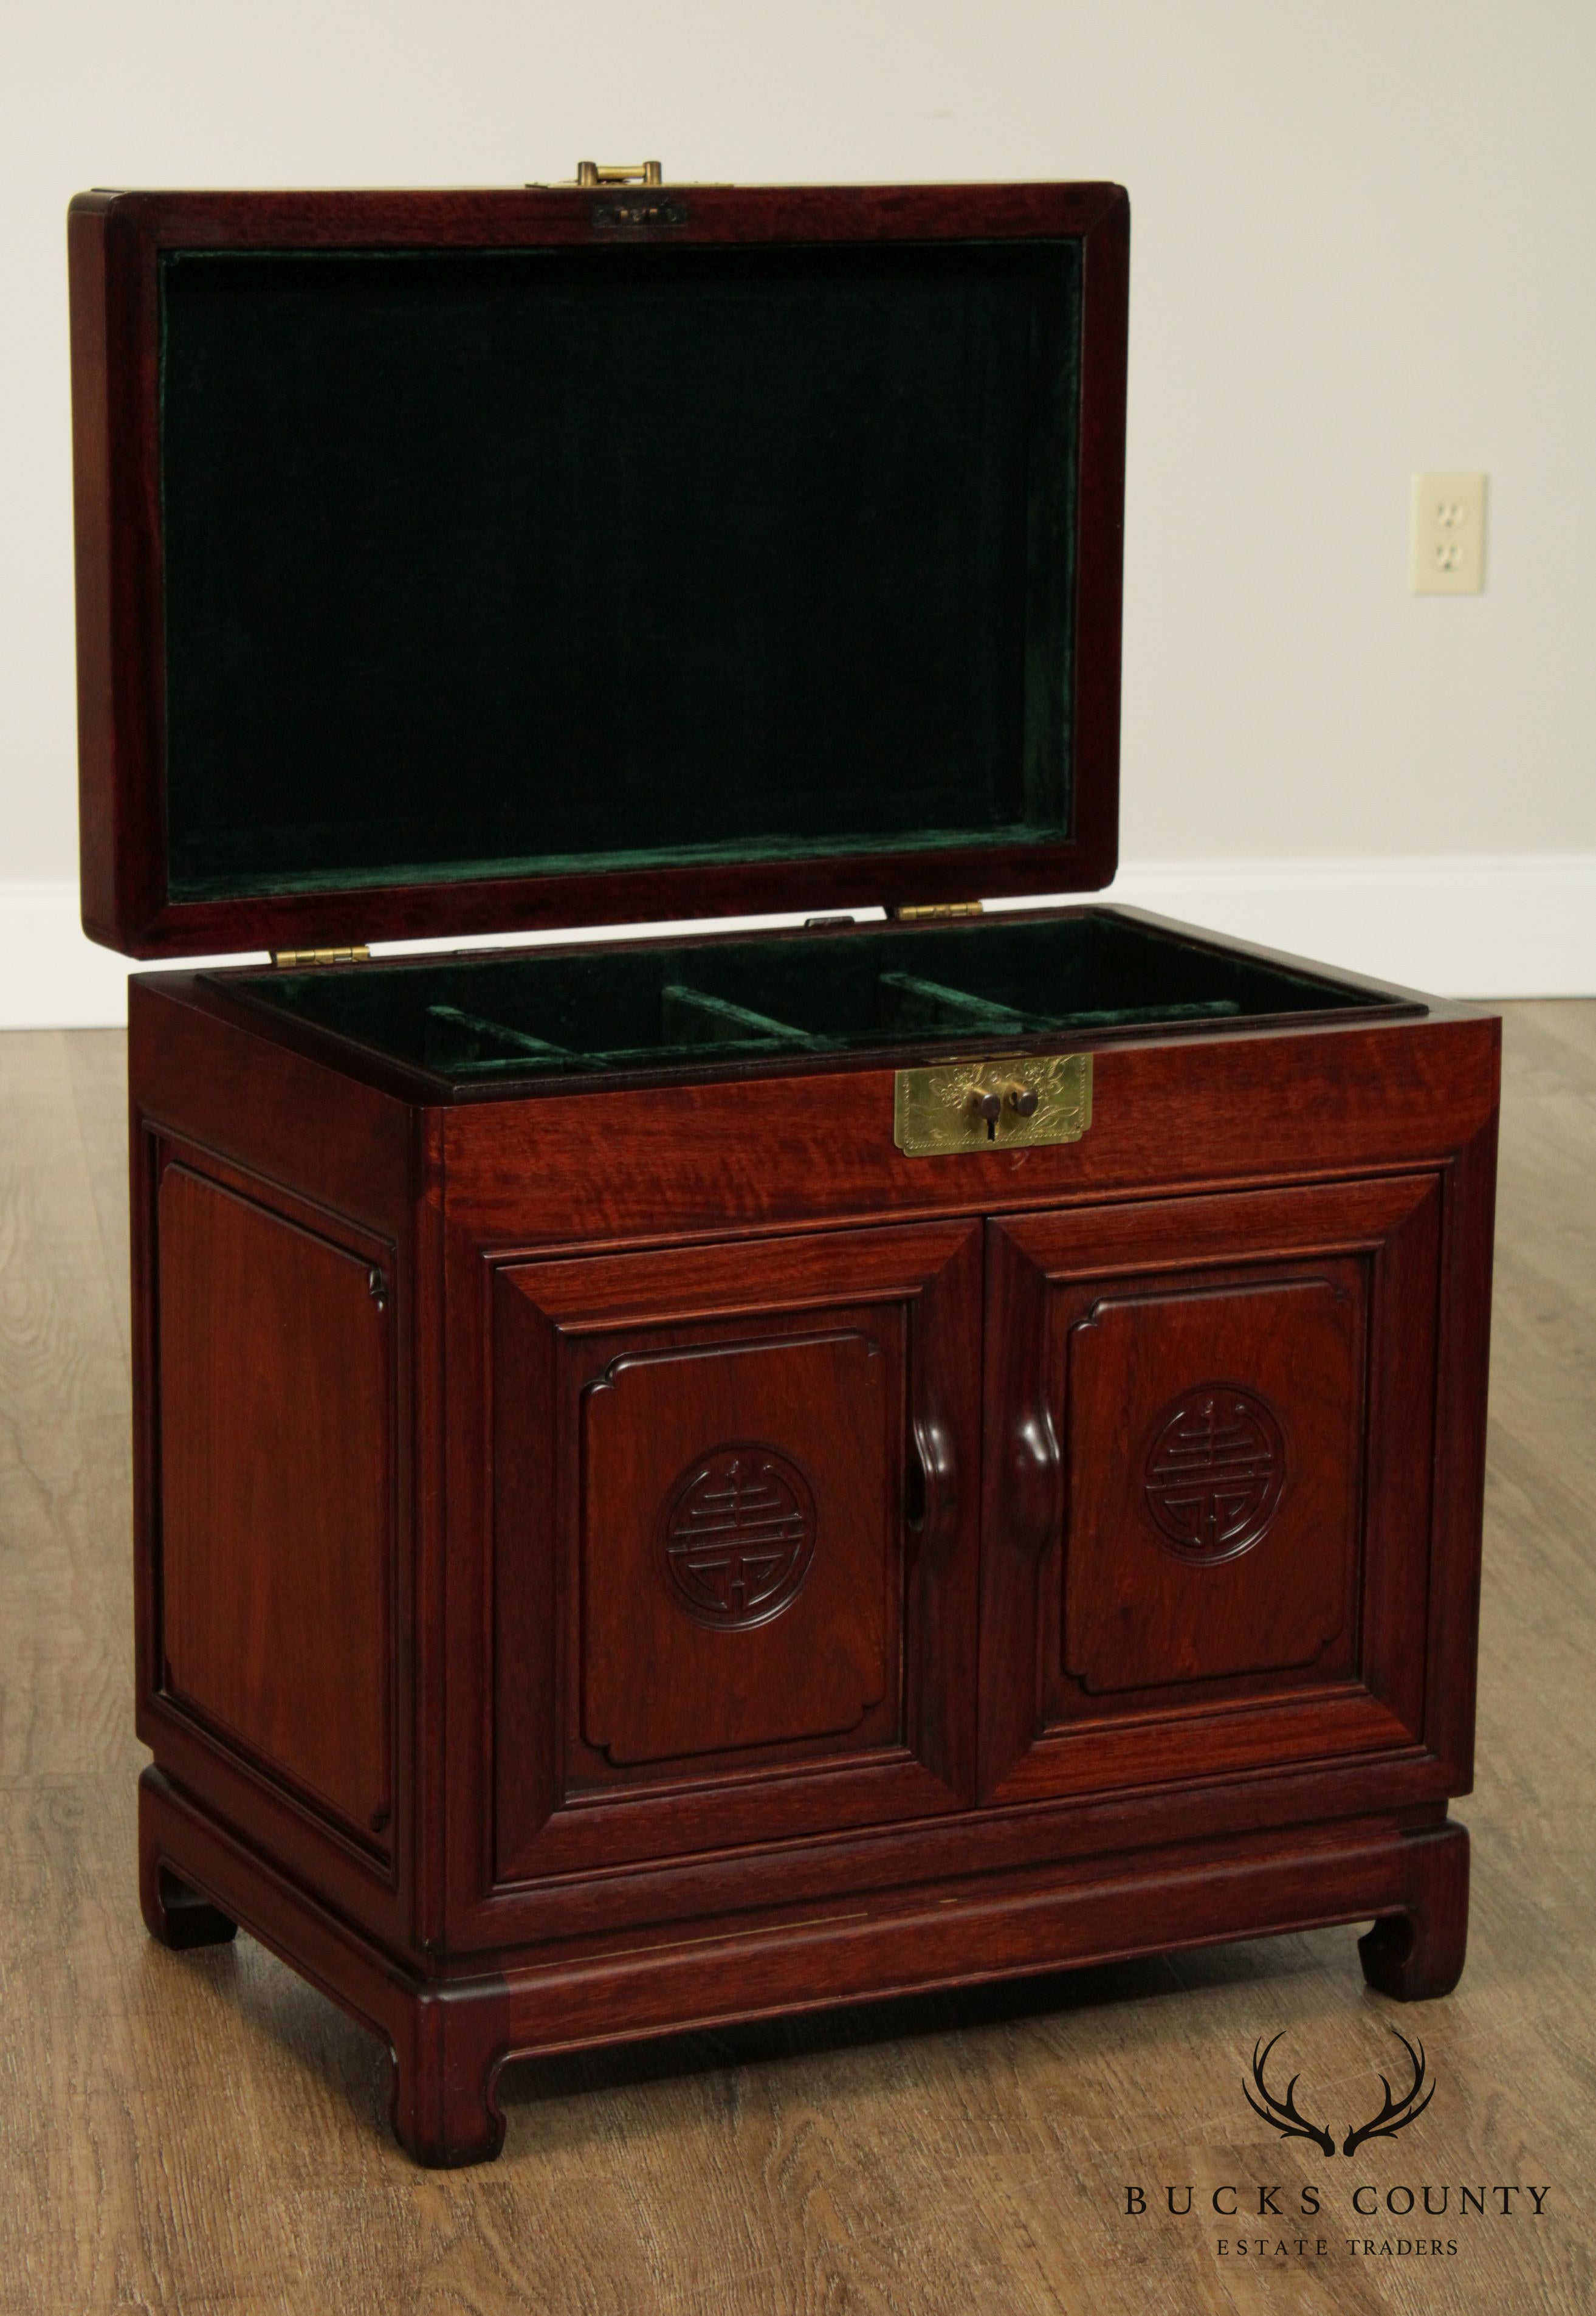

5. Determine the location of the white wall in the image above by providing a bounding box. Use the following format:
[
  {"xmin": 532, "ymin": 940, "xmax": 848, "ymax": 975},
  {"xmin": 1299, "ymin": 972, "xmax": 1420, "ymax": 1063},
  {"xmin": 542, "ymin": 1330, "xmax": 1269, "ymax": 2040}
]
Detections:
[{"xmin": 2, "ymin": 0, "xmax": 1593, "ymax": 1021}]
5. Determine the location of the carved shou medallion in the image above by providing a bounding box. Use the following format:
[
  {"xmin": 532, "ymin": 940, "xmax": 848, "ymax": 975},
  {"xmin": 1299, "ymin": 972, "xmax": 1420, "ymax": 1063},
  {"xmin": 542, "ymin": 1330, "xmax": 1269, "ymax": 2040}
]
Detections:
[
  {"xmin": 1143, "ymin": 1385, "xmax": 1287, "ymax": 1563},
  {"xmin": 662, "ymin": 1444, "xmax": 818, "ymax": 1629}
]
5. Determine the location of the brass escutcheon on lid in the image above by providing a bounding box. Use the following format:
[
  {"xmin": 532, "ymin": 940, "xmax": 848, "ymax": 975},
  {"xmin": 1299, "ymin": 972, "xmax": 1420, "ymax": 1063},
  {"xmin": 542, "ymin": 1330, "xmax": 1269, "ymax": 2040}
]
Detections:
[{"xmin": 893, "ymin": 1052, "xmax": 1093, "ymax": 1156}]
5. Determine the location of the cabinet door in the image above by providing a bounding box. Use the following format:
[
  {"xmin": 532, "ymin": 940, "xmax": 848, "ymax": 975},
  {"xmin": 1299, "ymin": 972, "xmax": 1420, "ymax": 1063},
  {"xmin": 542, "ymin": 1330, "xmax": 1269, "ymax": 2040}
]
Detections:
[
  {"xmin": 980, "ymin": 1177, "xmax": 1442, "ymax": 1804},
  {"xmin": 492, "ymin": 1220, "xmax": 980, "ymax": 1878}
]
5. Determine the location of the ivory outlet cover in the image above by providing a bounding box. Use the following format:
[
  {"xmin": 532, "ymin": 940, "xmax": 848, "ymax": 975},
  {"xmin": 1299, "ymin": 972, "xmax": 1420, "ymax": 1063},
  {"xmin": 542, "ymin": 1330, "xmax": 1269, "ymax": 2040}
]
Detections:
[{"xmin": 1411, "ymin": 472, "xmax": 1487, "ymax": 594}]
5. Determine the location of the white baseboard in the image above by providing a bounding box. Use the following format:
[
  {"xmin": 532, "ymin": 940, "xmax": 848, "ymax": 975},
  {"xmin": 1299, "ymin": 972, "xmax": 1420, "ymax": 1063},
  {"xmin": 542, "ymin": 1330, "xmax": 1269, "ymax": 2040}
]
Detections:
[
  {"xmin": 2, "ymin": 856, "xmax": 1592, "ymax": 1030},
  {"xmin": 1094, "ymin": 854, "xmax": 1596, "ymax": 1000},
  {"xmin": 1, "ymin": 884, "xmax": 142, "ymax": 1030}
]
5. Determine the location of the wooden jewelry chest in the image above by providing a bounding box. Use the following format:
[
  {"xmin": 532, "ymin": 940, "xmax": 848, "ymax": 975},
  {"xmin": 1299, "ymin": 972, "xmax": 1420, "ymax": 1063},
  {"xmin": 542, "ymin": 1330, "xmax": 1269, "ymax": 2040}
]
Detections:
[{"xmin": 69, "ymin": 176, "xmax": 1498, "ymax": 2166}]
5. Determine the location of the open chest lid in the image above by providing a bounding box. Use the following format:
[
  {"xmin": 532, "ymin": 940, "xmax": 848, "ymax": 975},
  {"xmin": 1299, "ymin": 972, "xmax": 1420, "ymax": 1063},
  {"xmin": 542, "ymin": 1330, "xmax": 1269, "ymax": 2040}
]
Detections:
[{"xmin": 69, "ymin": 177, "xmax": 1129, "ymax": 960}]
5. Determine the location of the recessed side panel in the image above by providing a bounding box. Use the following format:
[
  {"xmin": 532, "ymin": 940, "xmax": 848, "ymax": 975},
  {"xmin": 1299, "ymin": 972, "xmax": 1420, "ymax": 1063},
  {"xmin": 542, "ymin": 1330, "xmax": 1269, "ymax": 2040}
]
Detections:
[
  {"xmin": 1063, "ymin": 1270, "xmax": 1364, "ymax": 1695},
  {"xmin": 156, "ymin": 1162, "xmax": 393, "ymax": 1848}
]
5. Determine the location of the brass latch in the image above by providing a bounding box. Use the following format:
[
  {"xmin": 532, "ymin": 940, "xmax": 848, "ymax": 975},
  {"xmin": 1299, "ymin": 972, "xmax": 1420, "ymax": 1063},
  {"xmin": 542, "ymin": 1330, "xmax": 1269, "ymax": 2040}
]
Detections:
[
  {"xmin": 576, "ymin": 160, "xmax": 663, "ymax": 186},
  {"xmin": 886, "ymin": 901, "xmax": 985, "ymax": 924},
  {"xmin": 894, "ymin": 1052, "xmax": 1093, "ymax": 1156},
  {"xmin": 270, "ymin": 946, "xmax": 371, "ymax": 968}
]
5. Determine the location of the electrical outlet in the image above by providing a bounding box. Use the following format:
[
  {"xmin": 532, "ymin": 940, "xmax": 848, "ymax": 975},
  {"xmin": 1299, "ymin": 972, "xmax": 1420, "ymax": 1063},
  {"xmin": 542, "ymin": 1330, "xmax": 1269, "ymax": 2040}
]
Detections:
[{"xmin": 1410, "ymin": 472, "xmax": 1487, "ymax": 594}]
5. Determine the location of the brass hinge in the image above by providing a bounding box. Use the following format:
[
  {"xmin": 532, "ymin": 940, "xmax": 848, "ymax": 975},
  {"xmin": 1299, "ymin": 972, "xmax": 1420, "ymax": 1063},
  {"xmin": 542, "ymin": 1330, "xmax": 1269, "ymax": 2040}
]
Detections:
[
  {"xmin": 576, "ymin": 160, "xmax": 663, "ymax": 186},
  {"xmin": 886, "ymin": 901, "xmax": 985, "ymax": 923},
  {"xmin": 270, "ymin": 946, "xmax": 371, "ymax": 968}
]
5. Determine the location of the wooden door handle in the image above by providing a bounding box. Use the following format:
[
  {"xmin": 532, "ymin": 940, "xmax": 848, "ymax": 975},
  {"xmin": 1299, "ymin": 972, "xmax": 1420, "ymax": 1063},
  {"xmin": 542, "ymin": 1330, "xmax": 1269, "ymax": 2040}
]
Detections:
[
  {"xmin": 1008, "ymin": 1404, "xmax": 1062, "ymax": 1556},
  {"xmin": 908, "ymin": 1410, "xmax": 958, "ymax": 1564}
]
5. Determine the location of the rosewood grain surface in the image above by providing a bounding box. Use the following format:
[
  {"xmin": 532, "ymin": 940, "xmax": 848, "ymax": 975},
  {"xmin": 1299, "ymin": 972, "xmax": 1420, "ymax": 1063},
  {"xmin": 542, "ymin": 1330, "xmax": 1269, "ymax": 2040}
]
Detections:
[
  {"xmin": 979, "ymin": 1176, "xmax": 1444, "ymax": 1805},
  {"xmin": 110, "ymin": 963, "xmax": 1498, "ymax": 2181},
  {"xmin": 1, "ymin": 1008, "xmax": 1588, "ymax": 2309},
  {"xmin": 126, "ymin": 998, "xmax": 421, "ymax": 1956},
  {"xmin": 1064, "ymin": 1276, "xmax": 1360, "ymax": 1689},
  {"xmin": 109, "ymin": 959, "xmax": 1498, "ymax": 2093},
  {"xmin": 432, "ymin": 1010, "xmax": 1499, "ymax": 1249},
  {"xmin": 155, "ymin": 1161, "xmax": 394, "ymax": 1849},
  {"xmin": 486, "ymin": 1222, "xmax": 983, "ymax": 1888}
]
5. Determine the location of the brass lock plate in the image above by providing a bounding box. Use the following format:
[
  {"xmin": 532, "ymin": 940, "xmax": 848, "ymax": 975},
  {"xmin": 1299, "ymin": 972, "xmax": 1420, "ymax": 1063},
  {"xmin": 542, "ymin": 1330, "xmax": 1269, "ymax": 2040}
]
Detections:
[{"xmin": 893, "ymin": 1052, "xmax": 1093, "ymax": 1157}]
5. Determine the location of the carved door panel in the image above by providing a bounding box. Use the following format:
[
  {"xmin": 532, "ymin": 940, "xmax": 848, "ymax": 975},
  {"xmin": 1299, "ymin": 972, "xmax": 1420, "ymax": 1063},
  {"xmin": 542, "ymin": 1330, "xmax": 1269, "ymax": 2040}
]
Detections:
[
  {"xmin": 493, "ymin": 1220, "xmax": 980, "ymax": 1879},
  {"xmin": 980, "ymin": 1176, "xmax": 1442, "ymax": 1804}
]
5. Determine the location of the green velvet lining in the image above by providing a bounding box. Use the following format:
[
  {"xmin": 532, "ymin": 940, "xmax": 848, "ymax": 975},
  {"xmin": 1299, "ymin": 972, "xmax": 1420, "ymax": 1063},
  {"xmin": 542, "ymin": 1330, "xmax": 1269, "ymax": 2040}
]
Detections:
[
  {"xmin": 159, "ymin": 238, "xmax": 1080, "ymax": 902},
  {"xmin": 228, "ymin": 911, "xmax": 1396, "ymax": 1084}
]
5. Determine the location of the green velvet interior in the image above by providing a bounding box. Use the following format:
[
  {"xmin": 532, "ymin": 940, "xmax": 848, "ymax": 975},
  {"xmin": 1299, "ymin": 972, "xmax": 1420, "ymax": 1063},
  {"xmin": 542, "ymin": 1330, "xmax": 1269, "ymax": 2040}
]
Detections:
[
  {"xmin": 159, "ymin": 238, "xmax": 1080, "ymax": 901},
  {"xmin": 227, "ymin": 911, "xmax": 1396, "ymax": 1084}
]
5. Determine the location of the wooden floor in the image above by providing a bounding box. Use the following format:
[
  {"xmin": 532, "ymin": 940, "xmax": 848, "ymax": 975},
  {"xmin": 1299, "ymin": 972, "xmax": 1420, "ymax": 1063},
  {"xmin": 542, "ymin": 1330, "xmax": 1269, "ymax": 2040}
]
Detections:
[{"xmin": 1, "ymin": 1008, "xmax": 1591, "ymax": 2315}]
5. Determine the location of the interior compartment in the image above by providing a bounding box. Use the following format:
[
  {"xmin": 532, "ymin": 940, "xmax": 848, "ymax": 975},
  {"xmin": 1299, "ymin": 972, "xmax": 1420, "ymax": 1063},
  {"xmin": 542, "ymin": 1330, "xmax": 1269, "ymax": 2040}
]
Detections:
[{"xmin": 226, "ymin": 909, "xmax": 1409, "ymax": 1087}]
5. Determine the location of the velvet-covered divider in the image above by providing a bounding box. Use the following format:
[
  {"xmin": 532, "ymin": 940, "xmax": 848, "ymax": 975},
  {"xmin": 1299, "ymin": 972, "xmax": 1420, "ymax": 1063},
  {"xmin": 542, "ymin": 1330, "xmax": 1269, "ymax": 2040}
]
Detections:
[
  {"xmin": 160, "ymin": 237, "xmax": 1079, "ymax": 902},
  {"xmin": 228, "ymin": 910, "xmax": 1402, "ymax": 1085}
]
